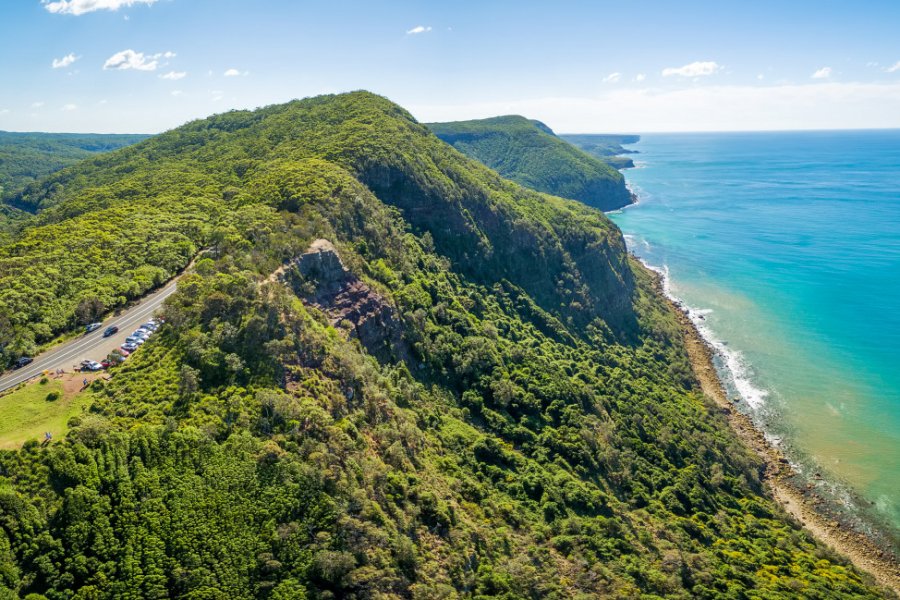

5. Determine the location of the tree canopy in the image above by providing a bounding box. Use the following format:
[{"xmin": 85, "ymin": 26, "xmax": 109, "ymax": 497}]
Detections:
[
  {"xmin": 0, "ymin": 92, "xmax": 886, "ymax": 599},
  {"xmin": 428, "ymin": 116, "xmax": 633, "ymax": 211}
]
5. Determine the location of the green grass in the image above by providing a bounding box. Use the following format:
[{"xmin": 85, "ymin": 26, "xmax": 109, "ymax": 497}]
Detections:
[{"xmin": 0, "ymin": 377, "xmax": 91, "ymax": 449}]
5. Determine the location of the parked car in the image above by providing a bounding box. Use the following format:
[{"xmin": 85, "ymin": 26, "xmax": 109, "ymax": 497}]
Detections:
[
  {"xmin": 140, "ymin": 322, "xmax": 158, "ymax": 331},
  {"xmin": 85, "ymin": 322, "xmax": 103, "ymax": 334},
  {"xmin": 133, "ymin": 329, "xmax": 151, "ymax": 339},
  {"xmin": 81, "ymin": 361, "xmax": 103, "ymax": 371},
  {"xmin": 103, "ymin": 325, "xmax": 119, "ymax": 337},
  {"xmin": 125, "ymin": 336, "xmax": 145, "ymax": 345},
  {"xmin": 121, "ymin": 343, "xmax": 138, "ymax": 352},
  {"xmin": 13, "ymin": 356, "xmax": 33, "ymax": 369},
  {"xmin": 101, "ymin": 355, "xmax": 126, "ymax": 368},
  {"xmin": 116, "ymin": 348, "xmax": 131, "ymax": 357}
]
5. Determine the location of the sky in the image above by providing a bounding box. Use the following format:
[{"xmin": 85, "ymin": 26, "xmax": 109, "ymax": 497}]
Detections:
[{"xmin": 2, "ymin": 0, "xmax": 900, "ymax": 133}]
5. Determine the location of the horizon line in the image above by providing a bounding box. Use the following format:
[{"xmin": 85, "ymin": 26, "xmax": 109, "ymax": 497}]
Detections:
[{"xmin": 4, "ymin": 125, "xmax": 900, "ymax": 137}]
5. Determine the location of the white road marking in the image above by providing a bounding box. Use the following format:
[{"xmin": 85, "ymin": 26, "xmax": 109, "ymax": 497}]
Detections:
[{"xmin": 0, "ymin": 277, "xmax": 180, "ymax": 393}]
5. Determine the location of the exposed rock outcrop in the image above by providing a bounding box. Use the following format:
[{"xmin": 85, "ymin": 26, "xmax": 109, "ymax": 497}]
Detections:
[{"xmin": 283, "ymin": 239, "xmax": 410, "ymax": 364}]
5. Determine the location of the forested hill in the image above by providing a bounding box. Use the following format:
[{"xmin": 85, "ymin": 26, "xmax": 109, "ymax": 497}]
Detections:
[
  {"xmin": 427, "ymin": 115, "xmax": 634, "ymax": 211},
  {"xmin": 0, "ymin": 131, "xmax": 149, "ymax": 197},
  {"xmin": 560, "ymin": 134, "xmax": 641, "ymax": 170},
  {"xmin": 0, "ymin": 92, "xmax": 885, "ymax": 598},
  {"xmin": 0, "ymin": 131, "xmax": 148, "ymax": 239}
]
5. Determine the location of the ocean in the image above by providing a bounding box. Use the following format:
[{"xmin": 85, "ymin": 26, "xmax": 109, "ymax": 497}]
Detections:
[{"xmin": 609, "ymin": 130, "xmax": 900, "ymax": 547}]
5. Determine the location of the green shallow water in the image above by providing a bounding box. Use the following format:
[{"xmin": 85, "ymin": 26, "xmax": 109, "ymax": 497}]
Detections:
[{"xmin": 609, "ymin": 130, "xmax": 900, "ymax": 545}]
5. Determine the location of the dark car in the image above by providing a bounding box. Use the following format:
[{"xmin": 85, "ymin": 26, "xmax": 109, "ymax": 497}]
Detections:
[
  {"xmin": 103, "ymin": 325, "xmax": 119, "ymax": 337},
  {"xmin": 13, "ymin": 356, "xmax": 33, "ymax": 369},
  {"xmin": 85, "ymin": 322, "xmax": 103, "ymax": 334}
]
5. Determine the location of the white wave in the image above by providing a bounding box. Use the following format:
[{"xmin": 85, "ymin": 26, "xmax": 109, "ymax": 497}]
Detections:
[
  {"xmin": 639, "ymin": 259, "xmax": 770, "ymax": 410},
  {"xmin": 628, "ymin": 183, "xmax": 647, "ymax": 201},
  {"xmin": 718, "ymin": 342, "xmax": 770, "ymax": 410},
  {"xmin": 636, "ymin": 252, "xmax": 895, "ymax": 540},
  {"xmin": 622, "ymin": 234, "xmax": 652, "ymax": 253},
  {"xmin": 609, "ymin": 183, "xmax": 646, "ymax": 213}
]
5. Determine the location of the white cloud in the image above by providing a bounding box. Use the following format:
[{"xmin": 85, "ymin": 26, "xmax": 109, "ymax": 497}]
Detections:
[
  {"xmin": 211, "ymin": 90, "xmax": 224, "ymax": 102},
  {"xmin": 410, "ymin": 81, "xmax": 900, "ymax": 133},
  {"xmin": 662, "ymin": 61, "xmax": 722, "ymax": 77},
  {"xmin": 171, "ymin": 90, "xmax": 183, "ymax": 96},
  {"xmin": 634, "ymin": 73, "xmax": 646, "ymax": 82},
  {"xmin": 886, "ymin": 61, "xmax": 900, "ymax": 73},
  {"xmin": 223, "ymin": 68, "xmax": 241, "ymax": 77},
  {"xmin": 62, "ymin": 103, "xmax": 77, "ymax": 111},
  {"xmin": 757, "ymin": 74, "xmax": 765, "ymax": 81},
  {"xmin": 42, "ymin": 0, "xmax": 156, "ymax": 16},
  {"xmin": 812, "ymin": 66, "xmax": 832, "ymax": 79},
  {"xmin": 32, "ymin": 101, "xmax": 46, "ymax": 108},
  {"xmin": 0, "ymin": 109, "xmax": 9, "ymax": 115},
  {"xmin": 602, "ymin": 72, "xmax": 621, "ymax": 84},
  {"xmin": 52, "ymin": 53, "xmax": 79, "ymax": 69},
  {"xmin": 406, "ymin": 25, "xmax": 432, "ymax": 35},
  {"xmin": 160, "ymin": 70, "xmax": 186, "ymax": 80},
  {"xmin": 103, "ymin": 49, "xmax": 173, "ymax": 71}
]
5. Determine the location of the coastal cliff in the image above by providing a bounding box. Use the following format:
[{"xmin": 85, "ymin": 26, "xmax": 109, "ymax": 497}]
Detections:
[
  {"xmin": 428, "ymin": 115, "xmax": 634, "ymax": 211},
  {"xmin": 560, "ymin": 133, "xmax": 641, "ymax": 170},
  {"xmin": 0, "ymin": 91, "xmax": 889, "ymax": 598}
]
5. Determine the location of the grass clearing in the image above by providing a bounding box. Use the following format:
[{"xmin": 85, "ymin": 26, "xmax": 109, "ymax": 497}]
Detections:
[{"xmin": 0, "ymin": 374, "xmax": 93, "ymax": 449}]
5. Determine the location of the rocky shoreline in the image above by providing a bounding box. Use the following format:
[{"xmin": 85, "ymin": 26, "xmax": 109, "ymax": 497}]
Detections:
[{"xmin": 656, "ymin": 274, "xmax": 900, "ymax": 596}]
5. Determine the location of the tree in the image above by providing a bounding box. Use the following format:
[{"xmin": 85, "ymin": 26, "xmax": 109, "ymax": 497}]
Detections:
[
  {"xmin": 75, "ymin": 297, "xmax": 105, "ymax": 325},
  {"xmin": 179, "ymin": 365, "xmax": 200, "ymax": 397}
]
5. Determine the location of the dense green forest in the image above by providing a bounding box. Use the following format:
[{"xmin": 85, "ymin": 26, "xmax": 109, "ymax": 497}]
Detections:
[
  {"xmin": 427, "ymin": 116, "xmax": 633, "ymax": 211},
  {"xmin": 0, "ymin": 92, "xmax": 887, "ymax": 599},
  {"xmin": 0, "ymin": 131, "xmax": 148, "ymax": 240},
  {"xmin": 559, "ymin": 135, "xmax": 641, "ymax": 170},
  {"xmin": 0, "ymin": 131, "xmax": 148, "ymax": 197}
]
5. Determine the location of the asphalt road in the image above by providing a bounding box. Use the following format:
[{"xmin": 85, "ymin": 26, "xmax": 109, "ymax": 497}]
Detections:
[{"xmin": 0, "ymin": 275, "xmax": 181, "ymax": 394}]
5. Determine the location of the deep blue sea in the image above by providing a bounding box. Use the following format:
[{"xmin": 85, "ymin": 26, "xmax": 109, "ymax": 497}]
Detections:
[{"xmin": 609, "ymin": 130, "xmax": 900, "ymax": 544}]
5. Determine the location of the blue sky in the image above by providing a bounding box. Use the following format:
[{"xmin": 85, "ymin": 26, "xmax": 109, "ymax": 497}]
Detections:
[{"xmin": 2, "ymin": 0, "xmax": 900, "ymax": 133}]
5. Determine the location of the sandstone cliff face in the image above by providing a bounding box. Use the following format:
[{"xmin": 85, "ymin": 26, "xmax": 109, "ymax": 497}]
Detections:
[
  {"xmin": 283, "ymin": 239, "xmax": 410, "ymax": 364},
  {"xmin": 359, "ymin": 163, "xmax": 636, "ymax": 335}
]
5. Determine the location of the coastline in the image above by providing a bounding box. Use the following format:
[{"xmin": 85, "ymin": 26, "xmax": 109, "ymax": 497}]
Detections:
[{"xmin": 650, "ymin": 269, "xmax": 900, "ymax": 595}]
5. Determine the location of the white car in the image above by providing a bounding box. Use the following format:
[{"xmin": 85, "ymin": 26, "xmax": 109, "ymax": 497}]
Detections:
[
  {"xmin": 82, "ymin": 361, "xmax": 103, "ymax": 371},
  {"xmin": 125, "ymin": 336, "xmax": 145, "ymax": 345}
]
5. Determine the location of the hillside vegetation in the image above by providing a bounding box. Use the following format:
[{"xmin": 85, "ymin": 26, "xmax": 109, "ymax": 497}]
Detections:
[
  {"xmin": 428, "ymin": 116, "xmax": 633, "ymax": 211},
  {"xmin": 0, "ymin": 131, "xmax": 148, "ymax": 197},
  {"xmin": 0, "ymin": 131, "xmax": 148, "ymax": 241},
  {"xmin": 0, "ymin": 92, "xmax": 886, "ymax": 599},
  {"xmin": 560, "ymin": 134, "xmax": 641, "ymax": 170}
]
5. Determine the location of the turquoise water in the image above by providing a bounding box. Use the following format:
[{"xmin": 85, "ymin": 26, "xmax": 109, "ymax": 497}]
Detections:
[{"xmin": 610, "ymin": 130, "xmax": 900, "ymax": 544}]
